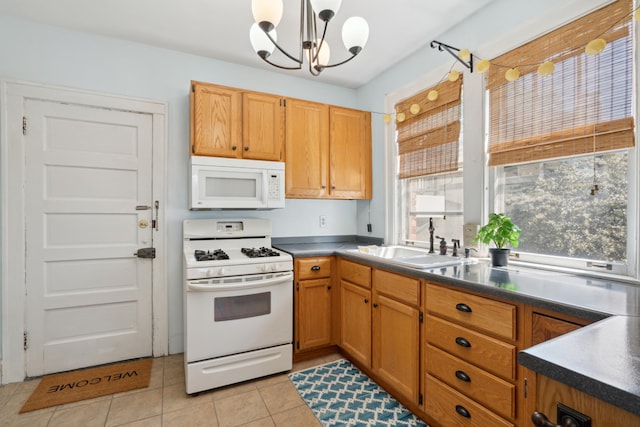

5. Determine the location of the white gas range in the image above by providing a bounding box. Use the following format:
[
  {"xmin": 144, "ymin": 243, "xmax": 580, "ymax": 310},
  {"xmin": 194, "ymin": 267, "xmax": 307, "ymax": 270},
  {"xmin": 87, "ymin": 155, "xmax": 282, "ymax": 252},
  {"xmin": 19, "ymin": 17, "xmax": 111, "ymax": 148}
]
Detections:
[{"xmin": 183, "ymin": 218, "xmax": 293, "ymax": 394}]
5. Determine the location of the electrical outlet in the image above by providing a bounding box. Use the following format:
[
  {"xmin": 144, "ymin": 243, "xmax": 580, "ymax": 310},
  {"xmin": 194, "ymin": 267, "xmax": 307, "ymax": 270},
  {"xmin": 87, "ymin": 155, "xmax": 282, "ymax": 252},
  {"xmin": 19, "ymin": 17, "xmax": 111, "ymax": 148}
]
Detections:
[
  {"xmin": 557, "ymin": 403, "xmax": 591, "ymax": 427},
  {"xmin": 319, "ymin": 215, "xmax": 327, "ymax": 228}
]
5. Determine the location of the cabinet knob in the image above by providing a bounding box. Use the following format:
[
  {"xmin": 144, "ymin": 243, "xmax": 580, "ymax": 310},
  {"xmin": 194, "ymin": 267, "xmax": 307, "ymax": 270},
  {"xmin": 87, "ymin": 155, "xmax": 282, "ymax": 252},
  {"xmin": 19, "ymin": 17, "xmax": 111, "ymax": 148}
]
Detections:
[
  {"xmin": 322, "ymin": 185, "xmax": 326, "ymax": 189},
  {"xmin": 455, "ymin": 405, "xmax": 471, "ymax": 418},
  {"xmin": 373, "ymin": 303, "xmax": 378, "ymax": 308},
  {"xmin": 455, "ymin": 303, "xmax": 472, "ymax": 313},
  {"xmin": 244, "ymin": 146, "xmax": 249, "ymax": 151},
  {"xmin": 332, "ymin": 185, "xmax": 336, "ymax": 190},
  {"xmin": 231, "ymin": 145, "xmax": 237, "ymax": 151},
  {"xmin": 327, "ymin": 286, "xmax": 332, "ymax": 290},
  {"xmin": 364, "ymin": 298, "xmax": 369, "ymax": 303},
  {"xmin": 455, "ymin": 370, "xmax": 471, "ymax": 382},
  {"xmin": 455, "ymin": 337, "xmax": 472, "ymax": 348}
]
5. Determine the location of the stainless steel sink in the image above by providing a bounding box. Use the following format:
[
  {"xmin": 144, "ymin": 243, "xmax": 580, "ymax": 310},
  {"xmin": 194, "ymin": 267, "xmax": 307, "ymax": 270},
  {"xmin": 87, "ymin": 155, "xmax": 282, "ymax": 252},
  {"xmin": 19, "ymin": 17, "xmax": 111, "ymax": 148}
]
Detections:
[{"xmin": 346, "ymin": 245, "xmax": 476, "ymax": 269}]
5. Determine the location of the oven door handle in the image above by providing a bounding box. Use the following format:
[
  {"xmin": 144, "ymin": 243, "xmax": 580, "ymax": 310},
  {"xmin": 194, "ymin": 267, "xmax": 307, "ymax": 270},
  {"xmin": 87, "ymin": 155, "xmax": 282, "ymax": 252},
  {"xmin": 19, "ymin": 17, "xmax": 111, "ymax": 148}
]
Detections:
[{"xmin": 186, "ymin": 272, "xmax": 293, "ymax": 292}]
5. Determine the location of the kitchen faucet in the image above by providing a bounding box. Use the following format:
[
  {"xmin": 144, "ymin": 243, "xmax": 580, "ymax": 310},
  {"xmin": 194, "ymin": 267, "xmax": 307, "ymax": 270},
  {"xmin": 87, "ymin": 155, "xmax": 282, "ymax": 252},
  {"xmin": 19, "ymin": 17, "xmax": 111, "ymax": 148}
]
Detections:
[{"xmin": 428, "ymin": 217, "xmax": 435, "ymax": 253}]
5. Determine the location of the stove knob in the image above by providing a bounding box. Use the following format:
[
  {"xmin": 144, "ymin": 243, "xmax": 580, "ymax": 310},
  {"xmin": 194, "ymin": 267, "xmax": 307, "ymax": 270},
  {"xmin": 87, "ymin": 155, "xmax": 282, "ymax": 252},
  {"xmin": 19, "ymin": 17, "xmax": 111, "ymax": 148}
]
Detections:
[
  {"xmin": 219, "ymin": 267, "xmax": 227, "ymax": 276},
  {"xmin": 207, "ymin": 268, "xmax": 216, "ymax": 277}
]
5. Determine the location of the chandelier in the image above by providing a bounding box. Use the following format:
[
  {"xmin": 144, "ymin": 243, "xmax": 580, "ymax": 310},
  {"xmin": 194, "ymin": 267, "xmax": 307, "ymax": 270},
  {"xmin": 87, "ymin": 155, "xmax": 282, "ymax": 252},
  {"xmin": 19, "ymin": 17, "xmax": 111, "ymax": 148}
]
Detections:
[{"xmin": 249, "ymin": 0, "xmax": 369, "ymax": 76}]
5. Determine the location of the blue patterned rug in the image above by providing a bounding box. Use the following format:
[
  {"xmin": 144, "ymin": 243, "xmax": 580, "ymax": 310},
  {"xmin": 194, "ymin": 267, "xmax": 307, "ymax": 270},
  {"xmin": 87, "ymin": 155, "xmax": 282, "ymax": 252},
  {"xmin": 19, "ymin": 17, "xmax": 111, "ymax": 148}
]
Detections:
[{"xmin": 288, "ymin": 359, "xmax": 429, "ymax": 427}]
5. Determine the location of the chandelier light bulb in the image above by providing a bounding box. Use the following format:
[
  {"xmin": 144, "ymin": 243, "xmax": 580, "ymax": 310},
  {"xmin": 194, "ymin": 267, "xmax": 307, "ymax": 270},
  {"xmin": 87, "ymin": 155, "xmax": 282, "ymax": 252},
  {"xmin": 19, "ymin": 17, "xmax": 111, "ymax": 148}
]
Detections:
[
  {"xmin": 310, "ymin": 0, "xmax": 342, "ymax": 22},
  {"xmin": 315, "ymin": 39, "xmax": 331, "ymax": 66},
  {"xmin": 342, "ymin": 16, "xmax": 369, "ymax": 55},
  {"xmin": 458, "ymin": 48, "xmax": 471, "ymax": 61},
  {"xmin": 585, "ymin": 38, "xmax": 607, "ymax": 55},
  {"xmin": 252, "ymin": 0, "xmax": 283, "ymax": 32},
  {"xmin": 476, "ymin": 59, "xmax": 491, "ymax": 73},
  {"xmin": 447, "ymin": 70, "xmax": 460, "ymax": 82},
  {"xmin": 505, "ymin": 67, "xmax": 520, "ymax": 82},
  {"xmin": 537, "ymin": 61, "xmax": 555, "ymax": 77},
  {"xmin": 250, "ymin": 23, "xmax": 276, "ymax": 58}
]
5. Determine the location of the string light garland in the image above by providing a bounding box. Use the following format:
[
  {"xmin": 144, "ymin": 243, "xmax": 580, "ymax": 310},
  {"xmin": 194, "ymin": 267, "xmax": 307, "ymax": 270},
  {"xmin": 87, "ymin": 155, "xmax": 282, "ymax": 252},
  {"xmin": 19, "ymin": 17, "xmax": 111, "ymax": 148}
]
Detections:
[{"xmin": 373, "ymin": 4, "xmax": 640, "ymax": 124}]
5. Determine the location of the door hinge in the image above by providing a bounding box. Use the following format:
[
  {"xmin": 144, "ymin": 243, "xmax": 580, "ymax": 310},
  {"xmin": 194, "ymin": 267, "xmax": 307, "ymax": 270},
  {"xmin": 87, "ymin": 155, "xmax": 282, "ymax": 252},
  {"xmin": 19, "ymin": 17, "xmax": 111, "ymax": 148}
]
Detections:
[
  {"xmin": 23, "ymin": 331, "xmax": 28, "ymax": 350},
  {"xmin": 296, "ymin": 341, "xmax": 300, "ymax": 350},
  {"xmin": 191, "ymin": 83, "xmax": 195, "ymax": 93},
  {"xmin": 524, "ymin": 377, "xmax": 528, "ymax": 398},
  {"xmin": 418, "ymin": 393, "xmax": 423, "ymax": 405},
  {"xmin": 419, "ymin": 312, "xmax": 424, "ymax": 323},
  {"xmin": 296, "ymin": 283, "xmax": 299, "ymax": 291},
  {"xmin": 22, "ymin": 116, "xmax": 27, "ymax": 135},
  {"xmin": 191, "ymin": 145, "xmax": 195, "ymax": 154}
]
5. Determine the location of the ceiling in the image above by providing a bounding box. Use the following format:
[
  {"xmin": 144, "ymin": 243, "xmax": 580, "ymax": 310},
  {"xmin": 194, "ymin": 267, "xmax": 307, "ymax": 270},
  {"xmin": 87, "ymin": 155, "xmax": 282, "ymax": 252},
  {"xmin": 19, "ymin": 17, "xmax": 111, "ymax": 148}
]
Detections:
[{"xmin": 0, "ymin": 0, "xmax": 495, "ymax": 88}]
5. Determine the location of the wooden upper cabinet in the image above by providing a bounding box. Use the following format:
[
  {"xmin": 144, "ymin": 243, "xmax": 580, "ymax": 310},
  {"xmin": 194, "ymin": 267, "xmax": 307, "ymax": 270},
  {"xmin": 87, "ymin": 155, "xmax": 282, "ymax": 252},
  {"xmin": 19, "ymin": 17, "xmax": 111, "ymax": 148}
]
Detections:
[
  {"xmin": 191, "ymin": 82, "xmax": 242, "ymax": 158},
  {"xmin": 242, "ymin": 92, "xmax": 284, "ymax": 161},
  {"xmin": 329, "ymin": 106, "xmax": 372, "ymax": 199},
  {"xmin": 285, "ymin": 102, "xmax": 372, "ymax": 199},
  {"xmin": 191, "ymin": 82, "xmax": 284, "ymax": 161},
  {"xmin": 285, "ymin": 99, "xmax": 329, "ymax": 197}
]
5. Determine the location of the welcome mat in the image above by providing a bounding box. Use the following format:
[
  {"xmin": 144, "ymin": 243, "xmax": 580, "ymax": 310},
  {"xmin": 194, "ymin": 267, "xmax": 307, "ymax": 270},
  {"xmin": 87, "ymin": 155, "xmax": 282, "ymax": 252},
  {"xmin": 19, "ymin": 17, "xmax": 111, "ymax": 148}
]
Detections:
[
  {"xmin": 20, "ymin": 358, "xmax": 152, "ymax": 413},
  {"xmin": 289, "ymin": 359, "xmax": 429, "ymax": 427}
]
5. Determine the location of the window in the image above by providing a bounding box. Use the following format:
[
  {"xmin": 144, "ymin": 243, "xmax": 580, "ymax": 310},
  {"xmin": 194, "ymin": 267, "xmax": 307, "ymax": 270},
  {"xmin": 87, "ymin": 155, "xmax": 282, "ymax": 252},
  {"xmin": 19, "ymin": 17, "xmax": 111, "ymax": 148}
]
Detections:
[
  {"xmin": 394, "ymin": 78, "xmax": 464, "ymax": 247},
  {"xmin": 488, "ymin": 0, "xmax": 634, "ymax": 274}
]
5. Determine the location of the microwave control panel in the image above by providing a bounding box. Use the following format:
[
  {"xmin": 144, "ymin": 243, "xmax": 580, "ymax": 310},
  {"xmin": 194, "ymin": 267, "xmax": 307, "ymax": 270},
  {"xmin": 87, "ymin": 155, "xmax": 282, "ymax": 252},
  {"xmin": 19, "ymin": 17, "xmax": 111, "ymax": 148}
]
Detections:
[{"xmin": 268, "ymin": 172, "xmax": 282, "ymax": 200}]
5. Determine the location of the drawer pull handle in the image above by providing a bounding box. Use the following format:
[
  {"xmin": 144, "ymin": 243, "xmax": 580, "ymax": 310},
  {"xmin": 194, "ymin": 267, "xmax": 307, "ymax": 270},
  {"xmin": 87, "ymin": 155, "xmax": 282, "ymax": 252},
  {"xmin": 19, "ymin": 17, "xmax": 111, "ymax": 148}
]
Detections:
[
  {"xmin": 311, "ymin": 266, "xmax": 321, "ymax": 271},
  {"xmin": 455, "ymin": 405, "xmax": 471, "ymax": 418},
  {"xmin": 455, "ymin": 370, "xmax": 471, "ymax": 382},
  {"xmin": 455, "ymin": 303, "xmax": 472, "ymax": 313},
  {"xmin": 455, "ymin": 337, "xmax": 472, "ymax": 348}
]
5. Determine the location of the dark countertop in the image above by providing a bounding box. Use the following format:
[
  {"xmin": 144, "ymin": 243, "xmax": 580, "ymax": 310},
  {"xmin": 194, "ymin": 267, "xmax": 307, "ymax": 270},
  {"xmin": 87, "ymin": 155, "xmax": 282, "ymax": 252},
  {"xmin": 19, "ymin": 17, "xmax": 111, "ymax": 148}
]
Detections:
[{"xmin": 273, "ymin": 240, "xmax": 640, "ymax": 416}]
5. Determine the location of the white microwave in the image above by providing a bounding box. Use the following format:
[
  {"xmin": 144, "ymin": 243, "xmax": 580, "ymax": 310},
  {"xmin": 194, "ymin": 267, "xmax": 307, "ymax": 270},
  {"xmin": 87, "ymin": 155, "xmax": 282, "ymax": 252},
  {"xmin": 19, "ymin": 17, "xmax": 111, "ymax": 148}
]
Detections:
[{"xmin": 190, "ymin": 156, "xmax": 285, "ymax": 210}]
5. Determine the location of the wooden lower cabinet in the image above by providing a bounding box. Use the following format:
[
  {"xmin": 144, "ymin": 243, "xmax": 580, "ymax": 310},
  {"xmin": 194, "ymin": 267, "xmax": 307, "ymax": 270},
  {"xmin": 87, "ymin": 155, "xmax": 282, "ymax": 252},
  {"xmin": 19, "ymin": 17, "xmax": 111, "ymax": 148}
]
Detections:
[
  {"xmin": 294, "ymin": 257, "xmax": 335, "ymax": 358},
  {"xmin": 340, "ymin": 280, "xmax": 371, "ymax": 367},
  {"xmin": 535, "ymin": 375, "xmax": 640, "ymax": 426},
  {"xmin": 296, "ymin": 278, "xmax": 332, "ymax": 351},
  {"xmin": 372, "ymin": 292, "xmax": 420, "ymax": 402}
]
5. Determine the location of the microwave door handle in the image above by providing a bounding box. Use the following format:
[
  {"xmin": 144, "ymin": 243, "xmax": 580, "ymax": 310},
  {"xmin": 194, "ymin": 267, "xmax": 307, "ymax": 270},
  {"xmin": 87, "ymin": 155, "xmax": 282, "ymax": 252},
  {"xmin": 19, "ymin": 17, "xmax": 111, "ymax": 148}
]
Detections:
[
  {"xmin": 186, "ymin": 272, "xmax": 293, "ymax": 292},
  {"xmin": 262, "ymin": 170, "xmax": 269, "ymax": 206}
]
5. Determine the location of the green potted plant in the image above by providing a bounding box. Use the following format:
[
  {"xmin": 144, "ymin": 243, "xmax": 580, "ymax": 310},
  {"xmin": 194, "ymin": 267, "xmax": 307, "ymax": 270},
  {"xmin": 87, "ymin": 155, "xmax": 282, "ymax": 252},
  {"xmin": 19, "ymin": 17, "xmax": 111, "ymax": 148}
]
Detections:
[{"xmin": 473, "ymin": 213, "xmax": 521, "ymax": 267}]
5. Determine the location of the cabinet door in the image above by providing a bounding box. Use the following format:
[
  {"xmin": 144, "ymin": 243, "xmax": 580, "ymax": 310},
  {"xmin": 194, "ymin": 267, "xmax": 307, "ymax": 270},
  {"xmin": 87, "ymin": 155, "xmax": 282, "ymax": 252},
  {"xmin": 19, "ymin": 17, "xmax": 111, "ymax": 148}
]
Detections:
[
  {"xmin": 242, "ymin": 92, "xmax": 284, "ymax": 161},
  {"xmin": 285, "ymin": 99, "xmax": 329, "ymax": 197},
  {"xmin": 191, "ymin": 82, "xmax": 242, "ymax": 158},
  {"xmin": 329, "ymin": 107, "xmax": 372, "ymax": 199},
  {"xmin": 296, "ymin": 278, "xmax": 332, "ymax": 351},
  {"xmin": 340, "ymin": 280, "xmax": 371, "ymax": 367},
  {"xmin": 372, "ymin": 293, "xmax": 420, "ymax": 402},
  {"xmin": 531, "ymin": 313, "xmax": 582, "ymax": 346}
]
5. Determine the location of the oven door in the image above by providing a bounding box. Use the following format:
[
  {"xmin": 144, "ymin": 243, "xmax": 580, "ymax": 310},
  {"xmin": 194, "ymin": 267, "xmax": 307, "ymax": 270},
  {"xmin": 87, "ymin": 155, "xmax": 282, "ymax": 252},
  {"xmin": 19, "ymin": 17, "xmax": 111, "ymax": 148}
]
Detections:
[{"xmin": 185, "ymin": 271, "xmax": 293, "ymax": 362}]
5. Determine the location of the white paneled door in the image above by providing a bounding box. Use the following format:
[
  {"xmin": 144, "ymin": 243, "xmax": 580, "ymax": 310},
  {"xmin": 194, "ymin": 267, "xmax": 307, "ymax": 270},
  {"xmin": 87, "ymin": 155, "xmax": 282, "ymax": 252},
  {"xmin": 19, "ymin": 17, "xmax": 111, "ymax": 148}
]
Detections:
[{"xmin": 24, "ymin": 99, "xmax": 154, "ymax": 376}]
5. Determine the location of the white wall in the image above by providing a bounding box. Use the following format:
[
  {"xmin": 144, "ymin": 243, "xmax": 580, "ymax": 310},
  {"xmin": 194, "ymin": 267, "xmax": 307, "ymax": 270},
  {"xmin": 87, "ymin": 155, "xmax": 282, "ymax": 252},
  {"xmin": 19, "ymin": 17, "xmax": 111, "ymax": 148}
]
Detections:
[
  {"xmin": 0, "ymin": 0, "xmax": 618, "ymax": 360},
  {"xmin": 0, "ymin": 15, "xmax": 362, "ymax": 356}
]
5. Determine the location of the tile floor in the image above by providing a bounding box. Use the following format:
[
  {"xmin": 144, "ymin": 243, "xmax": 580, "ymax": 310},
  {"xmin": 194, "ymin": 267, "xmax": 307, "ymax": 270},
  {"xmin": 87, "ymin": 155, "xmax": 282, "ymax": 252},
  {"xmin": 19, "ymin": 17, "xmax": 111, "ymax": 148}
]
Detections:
[{"xmin": 0, "ymin": 353, "xmax": 342, "ymax": 427}]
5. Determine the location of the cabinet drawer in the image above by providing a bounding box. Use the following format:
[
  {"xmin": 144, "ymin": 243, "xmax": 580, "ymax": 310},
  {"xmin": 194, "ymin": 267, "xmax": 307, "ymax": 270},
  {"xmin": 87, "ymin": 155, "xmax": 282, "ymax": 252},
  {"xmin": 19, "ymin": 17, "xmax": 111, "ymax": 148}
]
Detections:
[
  {"xmin": 426, "ymin": 284, "xmax": 516, "ymax": 341},
  {"xmin": 426, "ymin": 316, "xmax": 516, "ymax": 380},
  {"xmin": 373, "ymin": 269, "xmax": 420, "ymax": 306},
  {"xmin": 424, "ymin": 374, "xmax": 514, "ymax": 427},
  {"xmin": 426, "ymin": 344, "xmax": 515, "ymax": 420},
  {"xmin": 296, "ymin": 257, "xmax": 332, "ymax": 280},
  {"xmin": 340, "ymin": 259, "xmax": 371, "ymax": 288}
]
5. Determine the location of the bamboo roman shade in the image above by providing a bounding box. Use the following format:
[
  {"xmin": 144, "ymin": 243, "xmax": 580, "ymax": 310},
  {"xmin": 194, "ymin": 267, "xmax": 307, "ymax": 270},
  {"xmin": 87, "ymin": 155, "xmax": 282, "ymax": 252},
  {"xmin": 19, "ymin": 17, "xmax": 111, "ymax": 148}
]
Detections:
[
  {"xmin": 487, "ymin": 0, "xmax": 634, "ymax": 166},
  {"xmin": 395, "ymin": 77, "xmax": 463, "ymax": 179}
]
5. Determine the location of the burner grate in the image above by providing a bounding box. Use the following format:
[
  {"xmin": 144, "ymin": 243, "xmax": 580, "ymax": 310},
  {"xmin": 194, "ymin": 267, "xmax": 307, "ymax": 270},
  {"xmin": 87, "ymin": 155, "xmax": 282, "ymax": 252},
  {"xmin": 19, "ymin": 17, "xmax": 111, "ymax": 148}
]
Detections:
[
  {"xmin": 241, "ymin": 247, "xmax": 281, "ymax": 258},
  {"xmin": 194, "ymin": 249, "xmax": 229, "ymax": 261}
]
